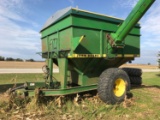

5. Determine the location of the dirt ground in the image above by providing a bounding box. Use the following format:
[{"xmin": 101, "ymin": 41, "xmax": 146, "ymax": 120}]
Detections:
[
  {"xmin": 0, "ymin": 61, "xmax": 57, "ymax": 69},
  {"xmin": 120, "ymin": 64, "xmax": 158, "ymax": 69},
  {"xmin": 0, "ymin": 61, "xmax": 158, "ymax": 69},
  {"xmin": 0, "ymin": 61, "xmax": 45, "ymax": 68}
]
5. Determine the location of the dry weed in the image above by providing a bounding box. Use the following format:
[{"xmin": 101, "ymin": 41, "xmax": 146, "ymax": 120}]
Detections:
[
  {"xmin": 122, "ymin": 95, "xmax": 135, "ymax": 108},
  {"xmin": 54, "ymin": 96, "xmax": 64, "ymax": 108},
  {"xmin": 73, "ymin": 94, "xmax": 80, "ymax": 106}
]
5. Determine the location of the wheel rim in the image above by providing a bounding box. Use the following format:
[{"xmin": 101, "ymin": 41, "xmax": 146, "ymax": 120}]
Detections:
[{"xmin": 113, "ymin": 78, "xmax": 126, "ymax": 97}]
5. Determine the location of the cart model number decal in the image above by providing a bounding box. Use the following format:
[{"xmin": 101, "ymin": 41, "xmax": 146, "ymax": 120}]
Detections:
[
  {"xmin": 30, "ymin": 83, "xmax": 35, "ymax": 86},
  {"xmin": 78, "ymin": 54, "xmax": 99, "ymax": 57},
  {"xmin": 74, "ymin": 54, "xmax": 101, "ymax": 58}
]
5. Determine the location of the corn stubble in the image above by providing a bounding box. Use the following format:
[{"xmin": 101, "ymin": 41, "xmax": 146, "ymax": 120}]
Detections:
[{"xmin": 0, "ymin": 89, "xmax": 136, "ymax": 120}]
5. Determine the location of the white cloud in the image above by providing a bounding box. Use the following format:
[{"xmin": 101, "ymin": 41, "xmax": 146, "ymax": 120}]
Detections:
[
  {"xmin": 117, "ymin": 0, "xmax": 138, "ymax": 8},
  {"xmin": 68, "ymin": 0, "xmax": 74, "ymax": 6},
  {"xmin": 0, "ymin": 0, "xmax": 26, "ymax": 22},
  {"xmin": 132, "ymin": 49, "xmax": 159, "ymax": 65},
  {"xmin": 136, "ymin": 0, "xmax": 160, "ymax": 64},
  {"xmin": 141, "ymin": 1, "xmax": 160, "ymax": 37},
  {"xmin": 0, "ymin": 0, "xmax": 41, "ymax": 60}
]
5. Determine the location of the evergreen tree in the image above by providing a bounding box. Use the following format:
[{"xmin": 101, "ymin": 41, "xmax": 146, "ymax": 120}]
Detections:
[{"xmin": 0, "ymin": 56, "xmax": 5, "ymax": 61}]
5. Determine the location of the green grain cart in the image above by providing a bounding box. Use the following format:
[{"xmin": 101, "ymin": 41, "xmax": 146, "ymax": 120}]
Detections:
[{"xmin": 12, "ymin": 0, "xmax": 155, "ymax": 104}]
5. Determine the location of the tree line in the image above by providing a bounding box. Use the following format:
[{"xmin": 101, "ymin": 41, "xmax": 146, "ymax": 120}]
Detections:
[
  {"xmin": 158, "ymin": 51, "xmax": 160, "ymax": 68},
  {"xmin": 0, "ymin": 56, "xmax": 35, "ymax": 62}
]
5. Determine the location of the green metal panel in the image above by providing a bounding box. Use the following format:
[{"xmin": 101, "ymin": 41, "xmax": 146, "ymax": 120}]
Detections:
[
  {"xmin": 26, "ymin": 84, "xmax": 97, "ymax": 97},
  {"xmin": 124, "ymin": 35, "xmax": 140, "ymax": 54},
  {"xmin": 41, "ymin": 37, "xmax": 48, "ymax": 52},
  {"xmin": 59, "ymin": 28, "xmax": 72, "ymax": 50},
  {"xmin": 58, "ymin": 58, "xmax": 68, "ymax": 89},
  {"xmin": 72, "ymin": 15, "xmax": 140, "ymax": 36},
  {"xmin": 73, "ymin": 28, "xmax": 101, "ymax": 54},
  {"xmin": 48, "ymin": 33, "xmax": 58, "ymax": 52},
  {"xmin": 41, "ymin": 16, "xmax": 72, "ymax": 38}
]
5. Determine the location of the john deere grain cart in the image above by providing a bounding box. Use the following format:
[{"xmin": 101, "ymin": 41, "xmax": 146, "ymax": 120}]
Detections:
[{"xmin": 12, "ymin": 0, "xmax": 155, "ymax": 104}]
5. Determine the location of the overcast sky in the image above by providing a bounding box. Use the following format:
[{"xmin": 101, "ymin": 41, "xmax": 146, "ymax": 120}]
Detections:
[{"xmin": 0, "ymin": 0, "xmax": 159, "ymax": 65}]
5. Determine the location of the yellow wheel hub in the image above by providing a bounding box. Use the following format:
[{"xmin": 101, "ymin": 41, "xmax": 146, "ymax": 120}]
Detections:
[{"xmin": 113, "ymin": 78, "xmax": 126, "ymax": 97}]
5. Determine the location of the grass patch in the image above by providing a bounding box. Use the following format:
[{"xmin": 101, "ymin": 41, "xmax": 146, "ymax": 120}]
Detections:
[
  {"xmin": 142, "ymin": 72, "xmax": 160, "ymax": 86},
  {"xmin": 0, "ymin": 72, "xmax": 160, "ymax": 119},
  {"xmin": 0, "ymin": 73, "xmax": 44, "ymax": 84}
]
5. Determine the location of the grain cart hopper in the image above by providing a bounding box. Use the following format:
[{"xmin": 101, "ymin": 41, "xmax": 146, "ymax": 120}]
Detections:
[{"xmin": 12, "ymin": 0, "xmax": 155, "ymax": 104}]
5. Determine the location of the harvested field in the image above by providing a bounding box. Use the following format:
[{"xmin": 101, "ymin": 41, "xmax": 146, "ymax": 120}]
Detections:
[
  {"xmin": 120, "ymin": 64, "xmax": 158, "ymax": 69},
  {"xmin": 0, "ymin": 61, "xmax": 45, "ymax": 68},
  {"xmin": 0, "ymin": 61, "xmax": 158, "ymax": 69},
  {"xmin": 0, "ymin": 61, "xmax": 57, "ymax": 69},
  {"xmin": 0, "ymin": 62, "xmax": 159, "ymax": 73}
]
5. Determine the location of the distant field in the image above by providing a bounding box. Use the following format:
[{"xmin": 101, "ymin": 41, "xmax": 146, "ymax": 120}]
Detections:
[
  {"xmin": 120, "ymin": 64, "xmax": 158, "ymax": 69},
  {"xmin": 0, "ymin": 61, "xmax": 158, "ymax": 69},
  {"xmin": 0, "ymin": 61, "xmax": 57, "ymax": 69},
  {"xmin": 0, "ymin": 61, "xmax": 45, "ymax": 68}
]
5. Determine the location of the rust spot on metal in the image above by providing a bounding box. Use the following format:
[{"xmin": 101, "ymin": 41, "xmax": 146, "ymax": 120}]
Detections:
[
  {"xmin": 106, "ymin": 33, "xmax": 115, "ymax": 47},
  {"xmin": 42, "ymin": 40, "xmax": 47, "ymax": 52}
]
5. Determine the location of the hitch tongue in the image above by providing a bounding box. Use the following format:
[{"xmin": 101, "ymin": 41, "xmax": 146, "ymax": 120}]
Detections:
[{"xmin": 10, "ymin": 83, "xmax": 27, "ymax": 92}]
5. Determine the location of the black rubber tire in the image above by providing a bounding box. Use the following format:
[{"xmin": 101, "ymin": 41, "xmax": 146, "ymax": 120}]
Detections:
[
  {"xmin": 130, "ymin": 77, "xmax": 142, "ymax": 85},
  {"xmin": 122, "ymin": 68, "xmax": 142, "ymax": 77},
  {"xmin": 98, "ymin": 68, "xmax": 130, "ymax": 104}
]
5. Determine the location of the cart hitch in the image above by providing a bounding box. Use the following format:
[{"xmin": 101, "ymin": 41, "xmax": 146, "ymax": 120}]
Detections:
[{"xmin": 10, "ymin": 83, "xmax": 28, "ymax": 92}]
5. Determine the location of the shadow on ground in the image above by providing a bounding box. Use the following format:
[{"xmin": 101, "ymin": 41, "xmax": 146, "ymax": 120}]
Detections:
[
  {"xmin": 0, "ymin": 83, "xmax": 23, "ymax": 93},
  {"xmin": 156, "ymin": 73, "xmax": 160, "ymax": 77}
]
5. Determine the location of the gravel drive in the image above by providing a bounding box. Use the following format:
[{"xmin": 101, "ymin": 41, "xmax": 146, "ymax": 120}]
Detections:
[
  {"xmin": 0, "ymin": 68, "xmax": 159, "ymax": 74},
  {"xmin": 0, "ymin": 68, "xmax": 59, "ymax": 74}
]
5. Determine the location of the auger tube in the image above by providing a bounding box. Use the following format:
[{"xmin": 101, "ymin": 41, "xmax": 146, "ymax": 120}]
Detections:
[{"xmin": 107, "ymin": 0, "xmax": 155, "ymax": 47}]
